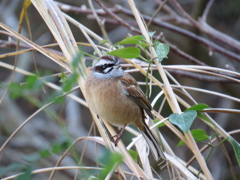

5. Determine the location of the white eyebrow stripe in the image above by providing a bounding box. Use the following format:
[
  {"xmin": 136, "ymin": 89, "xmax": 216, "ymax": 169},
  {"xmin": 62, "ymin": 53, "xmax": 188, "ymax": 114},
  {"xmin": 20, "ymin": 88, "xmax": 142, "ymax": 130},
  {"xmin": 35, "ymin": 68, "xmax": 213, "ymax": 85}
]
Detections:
[
  {"xmin": 95, "ymin": 59, "xmax": 113, "ymax": 66},
  {"xmin": 103, "ymin": 67, "xmax": 113, "ymax": 73}
]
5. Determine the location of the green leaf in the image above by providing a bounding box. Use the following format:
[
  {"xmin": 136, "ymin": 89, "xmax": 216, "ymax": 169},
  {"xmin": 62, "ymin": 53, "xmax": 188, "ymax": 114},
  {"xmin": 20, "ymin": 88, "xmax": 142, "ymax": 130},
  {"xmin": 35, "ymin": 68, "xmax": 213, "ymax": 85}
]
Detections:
[
  {"xmin": 169, "ymin": 110, "xmax": 197, "ymax": 132},
  {"xmin": 185, "ymin": 104, "xmax": 212, "ymax": 124},
  {"xmin": 153, "ymin": 40, "xmax": 170, "ymax": 62},
  {"xmin": 62, "ymin": 73, "xmax": 78, "ymax": 92},
  {"xmin": 128, "ymin": 149, "xmax": 138, "ymax": 161},
  {"xmin": 0, "ymin": 163, "xmax": 22, "ymax": 176},
  {"xmin": 108, "ymin": 47, "xmax": 141, "ymax": 58},
  {"xmin": 99, "ymin": 39, "xmax": 108, "ymax": 45},
  {"xmin": 186, "ymin": 104, "xmax": 210, "ymax": 111},
  {"xmin": 98, "ymin": 150, "xmax": 123, "ymax": 179},
  {"xmin": 39, "ymin": 149, "xmax": 51, "ymax": 158},
  {"xmin": 9, "ymin": 74, "xmax": 43, "ymax": 99},
  {"xmin": 177, "ymin": 129, "xmax": 209, "ymax": 146},
  {"xmin": 22, "ymin": 153, "xmax": 40, "ymax": 162},
  {"xmin": 149, "ymin": 31, "xmax": 156, "ymax": 37},
  {"xmin": 9, "ymin": 83, "xmax": 22, "ymax": 99},
  {"xmin": 24, "ymin": 75, "xmax": 42, "ymax": 90},
  {"xmin": 116, "ymin": 35, "xmax": 145, "ymax": 45},
  {"xmin": 46, "ymin": 91, "xmax": 65, "ymax": 104},
  {"xmin": 153, "ymin": 119, "xmax": 166, "ymax": 127},
  {"xmin": 228, "ymin": 136, "xmax": 240, "ymax": 166},
  {"xmin": 59, "ymin": 72, "xmax": 68, "ymax": 82},
  {"xmin": 197, "ymin": 112, "xmax": 212, "ymax": 123},
  {"xmin": 52, "ymin": 137, "xmax": 71, "ymax": 154},
  {"xmin": 17, "ymin": 166, "xmax": 33, "ymax": 180}
]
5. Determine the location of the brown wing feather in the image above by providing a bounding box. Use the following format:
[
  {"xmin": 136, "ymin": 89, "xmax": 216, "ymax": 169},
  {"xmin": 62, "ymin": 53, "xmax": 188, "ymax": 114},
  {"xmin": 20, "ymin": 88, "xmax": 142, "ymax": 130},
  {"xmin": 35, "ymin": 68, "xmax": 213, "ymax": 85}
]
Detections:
[{"xmin": 120, "ymin": 73, "xmax": 154, "ymax": 119}]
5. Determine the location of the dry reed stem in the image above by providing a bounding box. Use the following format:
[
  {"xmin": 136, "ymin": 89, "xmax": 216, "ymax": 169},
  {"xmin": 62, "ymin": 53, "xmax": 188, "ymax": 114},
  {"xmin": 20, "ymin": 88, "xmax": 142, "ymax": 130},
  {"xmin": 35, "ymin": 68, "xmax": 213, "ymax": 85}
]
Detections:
[{"xmin": 128, "ymin": 0, "xmax": 213, "ymax": 179}]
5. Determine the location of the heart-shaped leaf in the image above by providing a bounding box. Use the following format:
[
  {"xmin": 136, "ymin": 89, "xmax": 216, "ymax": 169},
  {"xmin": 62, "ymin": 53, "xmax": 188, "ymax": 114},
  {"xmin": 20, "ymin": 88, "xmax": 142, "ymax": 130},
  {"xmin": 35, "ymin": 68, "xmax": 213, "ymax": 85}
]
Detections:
[
  {"xmin": 186, "ymin": 104, "xmax": 212, "ymax": 123},
  {"xmin": 169, "ymin": 110, "xmax": 197, "ymax": 132},
  {"xmin": 153, "ymin": 40, "xmax": 170, "ymax": 62}
]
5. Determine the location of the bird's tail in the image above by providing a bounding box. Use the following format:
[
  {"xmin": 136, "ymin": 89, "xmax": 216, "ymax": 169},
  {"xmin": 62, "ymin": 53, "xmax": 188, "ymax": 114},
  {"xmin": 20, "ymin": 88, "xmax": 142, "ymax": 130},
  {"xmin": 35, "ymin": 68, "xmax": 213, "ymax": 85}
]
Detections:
[{"xmin": 141, "ymin": 123, "xmax": 165, "ymax": 161}]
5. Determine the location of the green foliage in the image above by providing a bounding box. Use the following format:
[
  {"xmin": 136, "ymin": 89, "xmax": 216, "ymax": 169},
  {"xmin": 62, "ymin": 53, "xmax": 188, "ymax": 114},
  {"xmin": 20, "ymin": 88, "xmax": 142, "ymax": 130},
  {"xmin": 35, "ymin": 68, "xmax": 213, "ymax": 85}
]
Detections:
[
  {"xmin": 116, "ymin": 35, "xmax": 147, "ymax": 48},
  {"xmin": 187, "ymin": 103, "xmax": 212, "ymax": 124},
  {"xmin": 169, "ymin": 104, "xmax": 212, "ymax": 132},
  {"xmin": 128, "ymin": 149, "xmax": 138, "ymax": 161},
  {"xmin": 148, "ymin": 31, "xmax": 156, "ymax": 37},
  {"xmin": 0, "ymin": 163, "xmax": 34, "ymax": 179},
  {"xmin": 153, "ymin": 118, "xmax": 166, "ymax": 128},
  {"xmin": 16, "ymin": 166, "xmax": 33, "ymax": 180},
  {"xmin": 0, "ymin": 163, "xmax": 23, "ymax": 176},
  {"xmin": 186, "ymin": 103, "xmax": 209, "ymax": 111},
  {"xmin": 46, "ymin": 91, "xmax": 66, "ymax": 104},
  {"xmin": 39, "ymin": 149, "xmax": 52, "ymax": 158},
  {"xmin": 108, "ymin": 47, "xmax": 141, "ymax": 58},
  {"xmin": 9, "ymin": 75, "xmax": 42, "ymax": 99},
  {"xmin": 228, "ymin": 136, "xmax": 240, "ymax": 166},
  {"xmin": 153, "ymin": 40, "xmax": 170, "ymax": 62},
  {"xmin": 110, "ymin": 34, "xmax": 170, "ymax": 62},
  {"xmin": 98, "ymin": 150, "xmax": 123, "ymax": 179},
  {"xmin": 169, "ymin": 110, "xmax": 197, "ymax": 132},
  {"xmin": 177, "ymin": 129, "xmax": 210, "ymax": 146},
  {"xmin": 99, "ymin": 39, "xmax": 108, "ymax": 45},
  {"xmin": 61, "ymin": 73, "xmax": 78, "ymax": 92},
  {"xmin": 22, "ymin": 137, "xmax": 72, "ymax": 163},
  {"xmin": 51, "ymin": 137, "xmax": 72, "ymax": 154},
  {"xmin": 0, "ymin": 137, "xmax": 74, "ymax": 177},
  {"xmin": 58, "ymin": 72, "xmax": 68, "ymax": 82}
]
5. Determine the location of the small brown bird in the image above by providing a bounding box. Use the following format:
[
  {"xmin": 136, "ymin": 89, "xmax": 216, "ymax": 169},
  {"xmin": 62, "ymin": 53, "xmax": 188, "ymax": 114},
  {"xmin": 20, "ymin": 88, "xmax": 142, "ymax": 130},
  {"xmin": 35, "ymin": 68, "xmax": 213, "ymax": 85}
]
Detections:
[{"xmin": 85, "ymin": 55, "xmax": 165, "ymax": 160}]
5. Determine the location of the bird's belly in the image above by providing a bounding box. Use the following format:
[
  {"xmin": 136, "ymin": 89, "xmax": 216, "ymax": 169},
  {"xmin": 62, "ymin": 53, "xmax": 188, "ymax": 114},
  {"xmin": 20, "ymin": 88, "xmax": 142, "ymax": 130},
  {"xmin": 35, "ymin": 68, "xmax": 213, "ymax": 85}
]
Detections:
[
  {"xmin": 89, "ymin": 80, "xmax": 142, "ymax": 126},
  {"xmin": 97, "ymin": 96, "xmax": 141, "ymax": 126}
]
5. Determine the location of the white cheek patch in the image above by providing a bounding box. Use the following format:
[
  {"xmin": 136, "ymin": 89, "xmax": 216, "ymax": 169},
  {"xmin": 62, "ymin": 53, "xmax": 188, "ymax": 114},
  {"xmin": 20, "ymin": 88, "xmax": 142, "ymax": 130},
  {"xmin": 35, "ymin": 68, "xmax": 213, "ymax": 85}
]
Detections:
[
  {"xmin": 93, "ymin": 71, "xmax": 109, "ymax": 79},
  {"xmin": 109, "ymin": 68, "xmax": 124, "ymax": 77}
]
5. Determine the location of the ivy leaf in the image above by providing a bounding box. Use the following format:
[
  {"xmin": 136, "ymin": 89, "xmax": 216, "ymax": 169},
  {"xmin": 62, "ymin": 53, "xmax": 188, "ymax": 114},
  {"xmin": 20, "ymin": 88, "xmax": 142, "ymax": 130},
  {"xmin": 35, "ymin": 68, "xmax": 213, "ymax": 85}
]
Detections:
[
  {"xmin": 153, "ymin": 40, "xmax": 170, "ymax": 62},
  {"xmin": 169, "ymin": 110, "xmax": 197, "ymax": 132},
  {"xmin": 108, "ymin": 47, "xmax": 141, "ymax": 58},
  {"xmin": 177, "ymin": 129, "xmax": 209, "ymax": 146},
  {"xmin": 187, "ymin": 104, "xmax": 212, "ymax": 124}
]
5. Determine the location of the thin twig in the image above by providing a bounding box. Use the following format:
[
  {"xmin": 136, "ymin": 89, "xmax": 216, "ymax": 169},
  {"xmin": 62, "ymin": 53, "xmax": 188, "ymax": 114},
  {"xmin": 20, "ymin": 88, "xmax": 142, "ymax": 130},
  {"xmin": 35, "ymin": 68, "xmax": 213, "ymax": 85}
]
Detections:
[
  {"xmin": 201, "ymin": 0, "xmax": 214, "ymax": 22},
  {"xmin": 147, "ymin": 0, "xmax": 168, "ymax": 27}
]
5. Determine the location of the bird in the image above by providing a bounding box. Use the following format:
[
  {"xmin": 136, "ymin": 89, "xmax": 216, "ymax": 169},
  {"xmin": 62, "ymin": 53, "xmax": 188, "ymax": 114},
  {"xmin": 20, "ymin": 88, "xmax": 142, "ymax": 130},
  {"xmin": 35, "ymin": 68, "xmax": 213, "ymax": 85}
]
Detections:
[{"xmin": 84, "ymin": 55, "xmax": 165, "ymax": 160}]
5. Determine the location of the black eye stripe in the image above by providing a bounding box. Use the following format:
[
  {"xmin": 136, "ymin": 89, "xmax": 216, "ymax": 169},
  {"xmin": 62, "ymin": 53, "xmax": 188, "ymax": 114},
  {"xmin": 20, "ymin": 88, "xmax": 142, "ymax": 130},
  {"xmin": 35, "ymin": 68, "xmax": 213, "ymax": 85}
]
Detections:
[{"xmin": 94, "ymin": 63, "xmax": 114, "ymax": 73}]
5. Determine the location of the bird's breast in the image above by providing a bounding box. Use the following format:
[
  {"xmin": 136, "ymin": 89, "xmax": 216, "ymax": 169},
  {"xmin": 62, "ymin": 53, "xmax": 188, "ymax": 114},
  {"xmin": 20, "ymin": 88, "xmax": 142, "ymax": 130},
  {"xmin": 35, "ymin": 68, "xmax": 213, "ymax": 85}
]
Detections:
[{"xmin": 85, "ymin": 76, "xmax": 142, "ymax": 126}]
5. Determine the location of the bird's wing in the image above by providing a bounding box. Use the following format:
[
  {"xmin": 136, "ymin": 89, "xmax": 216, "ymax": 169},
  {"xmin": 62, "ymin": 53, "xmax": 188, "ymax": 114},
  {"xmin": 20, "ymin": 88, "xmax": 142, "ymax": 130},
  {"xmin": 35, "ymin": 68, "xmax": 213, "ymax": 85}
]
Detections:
[{"xmin": 120, "ymin": 73, "xmax": 154, "ymax": 119}]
